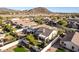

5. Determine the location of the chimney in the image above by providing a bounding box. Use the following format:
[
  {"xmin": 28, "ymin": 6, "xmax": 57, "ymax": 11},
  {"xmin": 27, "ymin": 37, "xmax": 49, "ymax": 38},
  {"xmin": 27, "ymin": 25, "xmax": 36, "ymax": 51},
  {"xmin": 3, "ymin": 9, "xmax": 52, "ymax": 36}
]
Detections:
[{"xmin": 43, "ymin": 29, "xmax": 45, "ymax": 33}]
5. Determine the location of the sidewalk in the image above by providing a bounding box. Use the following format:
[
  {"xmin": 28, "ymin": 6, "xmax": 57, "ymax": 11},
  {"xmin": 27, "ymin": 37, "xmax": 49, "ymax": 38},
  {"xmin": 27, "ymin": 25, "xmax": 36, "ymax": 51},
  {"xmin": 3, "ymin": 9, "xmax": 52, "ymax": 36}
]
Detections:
[{"xmin": 0, "ymin": 40, "xmax": 21, "ymax": 51}]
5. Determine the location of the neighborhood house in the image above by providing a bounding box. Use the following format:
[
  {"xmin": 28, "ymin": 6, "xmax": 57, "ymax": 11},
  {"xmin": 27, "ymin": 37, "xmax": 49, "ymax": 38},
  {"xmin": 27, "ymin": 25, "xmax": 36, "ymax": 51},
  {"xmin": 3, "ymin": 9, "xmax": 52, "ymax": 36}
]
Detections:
[
  {"xmin": 35, "ymin": 26, "xmax": 58, "ymax": 41},
  {"xmin": 60, "ymin": 32, "xmax": 79, "ymax": 52}
]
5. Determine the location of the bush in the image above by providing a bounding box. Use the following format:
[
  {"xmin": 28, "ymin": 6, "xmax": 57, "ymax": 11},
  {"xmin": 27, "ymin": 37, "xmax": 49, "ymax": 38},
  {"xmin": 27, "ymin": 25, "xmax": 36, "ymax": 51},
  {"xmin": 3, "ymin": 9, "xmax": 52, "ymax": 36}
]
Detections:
[
  {"xmin": 58, "ymin": 29, "xmax": 65, "ymax": 35},
  {"xmin": 58, "ymin": 20, "xmax": 68, "ymax": 27}
]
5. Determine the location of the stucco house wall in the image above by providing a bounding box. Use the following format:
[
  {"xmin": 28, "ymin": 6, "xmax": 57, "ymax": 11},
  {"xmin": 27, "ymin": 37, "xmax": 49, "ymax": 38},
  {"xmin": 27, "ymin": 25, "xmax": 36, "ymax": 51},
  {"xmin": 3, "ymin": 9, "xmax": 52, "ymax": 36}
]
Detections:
[
  {"xmin": 60, "ymin": 41, "xmax": 79, "ymax": 52},
  {"xmin": 48, "ymin": 30, "xmax": 58, "ymax": 40}
]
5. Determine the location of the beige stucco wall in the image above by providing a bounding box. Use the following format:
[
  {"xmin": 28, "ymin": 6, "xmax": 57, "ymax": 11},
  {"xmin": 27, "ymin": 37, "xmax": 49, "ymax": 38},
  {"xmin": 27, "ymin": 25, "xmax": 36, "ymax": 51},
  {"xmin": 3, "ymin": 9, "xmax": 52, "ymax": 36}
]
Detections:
[
  {"xmin": 48, "ymin": 30, "xmax": 58, "ymax": 40},
  {"xmin": 60, "ymin": 41, "xmax": 79, "ymax": 52}
]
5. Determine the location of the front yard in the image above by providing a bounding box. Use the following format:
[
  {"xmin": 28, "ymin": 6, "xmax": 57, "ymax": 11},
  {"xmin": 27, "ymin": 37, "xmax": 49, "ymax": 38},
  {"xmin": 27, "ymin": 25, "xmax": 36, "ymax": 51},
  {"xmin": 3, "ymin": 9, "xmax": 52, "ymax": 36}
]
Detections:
[
  {"xmin": 13, "ymin": 45, "xmax": 29, "ymax": 52},
  {"xmin": 56, "ymin": 48, "xmax": 65, "ymax": 52}
]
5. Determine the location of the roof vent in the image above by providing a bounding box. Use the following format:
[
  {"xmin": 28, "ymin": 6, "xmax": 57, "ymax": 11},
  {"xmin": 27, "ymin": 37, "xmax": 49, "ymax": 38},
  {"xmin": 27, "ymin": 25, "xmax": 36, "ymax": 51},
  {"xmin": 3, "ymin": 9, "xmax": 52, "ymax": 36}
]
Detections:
[{"xmin": 43, "ymin": 29, "xmax": 45, "ymax": 33}]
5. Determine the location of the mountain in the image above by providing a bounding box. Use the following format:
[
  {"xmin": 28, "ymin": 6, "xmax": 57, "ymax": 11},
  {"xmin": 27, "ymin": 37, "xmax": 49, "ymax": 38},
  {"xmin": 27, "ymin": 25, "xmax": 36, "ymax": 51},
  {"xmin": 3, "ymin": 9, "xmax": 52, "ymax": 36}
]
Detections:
[
  {"xmin": 0, "ymin": 8, "xmax": 15, "ymax": 11},
  {"xmin": 0, "ymin": 7, "xmax": 53, "ymax": 15},
  {"xmin": 0, "ymin": 8, "xmax": 16, "ymax": 14},
  {"xmin": 0, "ymin": 7, "xmax": 78, "ymax": 15},
  {"xmin": 23, "ymin": 7, "xmax": 53, "ymax": 14}
]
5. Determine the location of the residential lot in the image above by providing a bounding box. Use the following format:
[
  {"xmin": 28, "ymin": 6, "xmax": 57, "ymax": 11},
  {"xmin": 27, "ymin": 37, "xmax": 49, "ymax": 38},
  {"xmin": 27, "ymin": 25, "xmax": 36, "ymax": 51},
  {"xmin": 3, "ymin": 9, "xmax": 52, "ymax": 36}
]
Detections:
[
  {"xmin": 3, "ymin": 45, "xmax": 29, "ymax": 52},
  {"xmin": 11, "ymin": 18, "xmax": 38, "ymax": 27},
  {"xmin": 0, "ymin": 15, "xmax": 79, "ymax": 52}
]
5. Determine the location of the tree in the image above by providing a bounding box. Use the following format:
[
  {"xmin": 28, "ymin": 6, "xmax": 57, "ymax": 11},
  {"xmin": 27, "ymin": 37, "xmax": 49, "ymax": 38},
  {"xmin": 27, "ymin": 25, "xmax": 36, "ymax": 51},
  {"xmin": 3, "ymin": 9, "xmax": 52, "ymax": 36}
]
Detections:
[
  {"xmin": 57, "ymin": 20, "xmax": 68, "ymax": 27},
  {"xmin": 50, "ymin": 16, "xmax": 60, "ymax": 20},
  {"xmin": 0, "ymin": 19, "xmax": 3, "ymax": 25},
  {"xmin": 0, "ymin": 16, "xmax": 3, "ymax": 20},
  {"xmin": 71, "ymin": 15, "xmax": 75, "ymax": 18},
  {"xmin": 3, "ymin": 24, "xmax": 16, "ymax": 32},
  {"xmin": 26, "ymin": 34, "xmax": 38, "ymax": 46},
  {"xmin": 34, "ymin": 16, "xmax": 43, "ymax": 24},
  {"xmin": 9, "ymin": 32, "xmax": 18, "ymax": 38},
  {"xmin": 16, "ymin": 25, "xmax": 22, "ymax": 29},
  {"xmin": 3, "ymin": 24, "xmax": 11, "ymax": 32},
  {"xmin": 6, "ymin": 17, "xmax": 12, "ymax": 20},
  {"xmin": 58, "ymin": 29, "xmax": 65, "ymax": 35}
]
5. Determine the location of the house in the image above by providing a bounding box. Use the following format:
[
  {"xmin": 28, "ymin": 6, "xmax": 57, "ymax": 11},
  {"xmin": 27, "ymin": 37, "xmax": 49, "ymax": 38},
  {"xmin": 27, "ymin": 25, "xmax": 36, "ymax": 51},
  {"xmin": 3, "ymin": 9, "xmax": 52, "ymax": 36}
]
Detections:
[
  {"xmin": 67, "ymin": 21, "xmax": 79, "ymax": 29},
  {"xmin": 0, "ymin": 39, "xmax": 4, "ymax": 47},
  {"xmin": 0, "ymin": 34, "xmax": 5, "ymax": 47},
  {"xmin": 19, "ymin": 39, "xmax": 29, "ymax": 48},
  {"xmin": 22, "ymin": 27, "xmax": 35, "ymax": 34},
  {"xmin": 34, "ymin": 26, "xmax": 58, "ymax": 41},
  {"xmin": 43, "ymin": 17, "xmax": 51, "ymax": 24},
  {"xmin": 16, "ymin": 31, "xmax": 26, "ymax": 38},
  {"xmin": 49, "ymin": 20, "xmax": 59, "ymax": 26},
  {"xmin": 68, "ymin": 18, "xmax": 79, "ymax": 29},
  {"xmin": 68, "ymin": 18, "xmax": 79, "ymax": 23},
  {"xmin": 43, "ymin": 17, "xmax": 58, "ymax": 26},
  {"xmin": 0, "ymin": 28, "xmax": 5, "ymax": 47},
  {"xmin": 30, "ymin": 46, "xmax": 40, "ymax": 52},
  {"xmin": 60, "ymin": 31, "xmax": 79, "ymax": 52},
  {"xmin": 4, "ymin": 20, "xmax": 13, "ymax": 24}
]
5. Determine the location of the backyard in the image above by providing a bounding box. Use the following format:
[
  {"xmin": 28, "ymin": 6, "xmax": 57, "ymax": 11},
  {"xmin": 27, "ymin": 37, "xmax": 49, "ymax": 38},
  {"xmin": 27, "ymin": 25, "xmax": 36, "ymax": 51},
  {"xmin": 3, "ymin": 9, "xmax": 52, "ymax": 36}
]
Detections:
[{"xmin": 26, "ymin": 34, "xmax": 39, "ymax": 46}]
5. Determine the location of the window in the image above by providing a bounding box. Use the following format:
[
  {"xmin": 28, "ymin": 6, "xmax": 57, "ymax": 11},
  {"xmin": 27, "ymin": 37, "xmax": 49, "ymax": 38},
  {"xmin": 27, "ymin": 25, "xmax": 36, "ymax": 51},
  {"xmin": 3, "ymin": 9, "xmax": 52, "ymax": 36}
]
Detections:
[
  {"xmin": 78, "ymin": 49, "xmax": 79, "ymax": 51},
  {"xmin": 72, "ymin": 46, "xmax": 75, "ymax": 49},
  {"xmin": 61, "ymin": 42, "xmax": 64, "ymax": 44},
  {"xmin": 20, "ymin": 24, "xmax": 23, "ymax": 26},
  {"xmin": 64, "ymin": 43, "xmax": 66, "ymax": 46},
  {"xmin": 61, "ymin": 42, "xmax": 66, "ymax": 46},
  {"xmin": 60, "ymin": 34, "xmax": 65, "ymax": 38},
  {"xmin": 15, "ymin": 22, "xmax": 17, "ymax": 24}
]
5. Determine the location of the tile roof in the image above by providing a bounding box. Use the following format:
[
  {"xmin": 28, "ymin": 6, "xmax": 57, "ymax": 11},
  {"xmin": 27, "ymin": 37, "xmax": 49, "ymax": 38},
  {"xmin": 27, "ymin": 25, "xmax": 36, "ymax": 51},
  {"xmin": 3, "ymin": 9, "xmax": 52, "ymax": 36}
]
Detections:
[
  {"xmin": 71, "ymin": 32, "xmax": 79, "ymax": 46},
  {"xmin": 37, "ymin": 27, "xmax": 53, "ymax": 37},
  {"xmin": 68, "ymin": 18, "xmax": 79, "ymax": 23},
  {"xmin": 62, "ymin": 32, "xmax": 75, "ymax": 41}
]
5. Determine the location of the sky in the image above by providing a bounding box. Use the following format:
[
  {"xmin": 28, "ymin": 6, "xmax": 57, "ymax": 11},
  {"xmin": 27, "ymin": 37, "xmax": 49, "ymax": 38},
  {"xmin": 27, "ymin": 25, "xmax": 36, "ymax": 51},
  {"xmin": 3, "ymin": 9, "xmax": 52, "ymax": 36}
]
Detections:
[{"xmin": 7, "ymin": 7, "xmax": 79, "ymax": 13}]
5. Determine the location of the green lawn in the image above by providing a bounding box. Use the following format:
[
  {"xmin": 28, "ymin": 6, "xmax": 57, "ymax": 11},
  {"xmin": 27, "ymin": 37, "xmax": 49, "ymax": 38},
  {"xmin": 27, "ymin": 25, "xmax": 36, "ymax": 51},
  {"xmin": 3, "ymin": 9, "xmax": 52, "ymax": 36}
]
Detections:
[
  {"xmin": 56, "ymin": 48, "xmax": 65, "ymax": 52},
  {"xmin": 14, "ymin": 46, "xmax": 28, "ymax": 52}
]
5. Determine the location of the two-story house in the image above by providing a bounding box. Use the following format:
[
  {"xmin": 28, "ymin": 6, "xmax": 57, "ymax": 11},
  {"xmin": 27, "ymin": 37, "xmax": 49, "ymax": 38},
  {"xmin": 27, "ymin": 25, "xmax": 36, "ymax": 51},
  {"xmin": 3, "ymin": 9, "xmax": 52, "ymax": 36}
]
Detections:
[{"xmin": 60, "ymin": 31, "xmax": 79, "ymax": 52}]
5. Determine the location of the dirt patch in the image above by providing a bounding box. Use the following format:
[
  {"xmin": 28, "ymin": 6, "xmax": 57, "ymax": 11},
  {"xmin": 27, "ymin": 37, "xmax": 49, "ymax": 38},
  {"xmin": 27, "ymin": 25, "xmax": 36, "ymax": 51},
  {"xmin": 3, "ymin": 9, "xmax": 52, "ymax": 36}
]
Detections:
[{"xmin": 3, "ymin": 45, "xmax": 17, "ymax": 52}]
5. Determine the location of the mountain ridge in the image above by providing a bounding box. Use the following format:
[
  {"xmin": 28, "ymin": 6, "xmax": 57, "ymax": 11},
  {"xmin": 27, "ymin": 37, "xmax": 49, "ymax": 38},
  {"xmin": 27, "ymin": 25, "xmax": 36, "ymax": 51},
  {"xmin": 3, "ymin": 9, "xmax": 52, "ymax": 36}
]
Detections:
[{"xmin": 0, "ymin": 7, "xmax": 79, "ymax": 15}]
